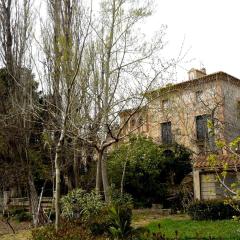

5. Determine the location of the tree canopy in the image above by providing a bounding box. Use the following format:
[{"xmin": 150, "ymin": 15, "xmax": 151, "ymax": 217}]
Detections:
[{"xmin": 107, "ymin": 135, "xmax": 192, "ymax": 207}]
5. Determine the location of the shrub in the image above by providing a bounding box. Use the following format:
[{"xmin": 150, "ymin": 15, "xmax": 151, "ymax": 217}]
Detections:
[
  {"xmin": 32, "ymin": 221, "xmax": 103, "ymax": 240},
  {"xmin": 89, "ymin": 220, "xmax": 110, "ymax": 236},
  {"xmin": 88, "ymin": 190, "xmax": 133, "ymax": 237},
  {"xmin": 110, "ymin": 189, "xmax": 133, "ymax": 209},
  {"xmin": 61, "ymin": 188, "xmax": 105, "ymax": 223},
  {"xmin": 60, "ymin": 189, "xmax": 136, "ymax": 238},
  {"xmin": 187, "ymin": 200, "xmax": 240, "ymax": 220},
  {"xmin": 108, "ymin": 206, "xmax": 133, "ymax": 240},
  {"xmin": 106, "ymin": 189, "xmax": 135, "ymax": 239},
  {"xmin": 9, "ymin": 208, "xmax": 32, "ymax": 222}
]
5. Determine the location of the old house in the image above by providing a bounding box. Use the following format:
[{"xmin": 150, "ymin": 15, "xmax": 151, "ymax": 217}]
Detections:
[{"xmin": 119, "ymin": 68, "xmax": 240, "ymax": 200}]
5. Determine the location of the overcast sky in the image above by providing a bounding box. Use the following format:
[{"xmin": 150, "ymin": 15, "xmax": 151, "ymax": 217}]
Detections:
[
  {"xmin": 35, "ymin": 0, "xmax": 239, "ymax": 83},
  {"xmin": 140, "ymin": 0, "xmax": 240, "ymax": 81}
]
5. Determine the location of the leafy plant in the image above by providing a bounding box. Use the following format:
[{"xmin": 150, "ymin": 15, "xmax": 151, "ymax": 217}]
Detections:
[
  {"xmin": 61, "ymin": 188, "xmax": 105, "ymax": 223},
  {"xmin": 108, "ymin": 206, "xmax": 133, "ymax": 240},
  {"xmin": 110, "ymin": 188, "xmax": 133, "ymax": 209}
]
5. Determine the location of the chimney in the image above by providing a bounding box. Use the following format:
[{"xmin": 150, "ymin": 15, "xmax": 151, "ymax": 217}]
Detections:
[{"xmin": 188, "ymin": 68, "xmax": 207, "ymax": 80}]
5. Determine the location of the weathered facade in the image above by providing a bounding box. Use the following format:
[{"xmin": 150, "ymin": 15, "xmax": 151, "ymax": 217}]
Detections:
[{"xmin": 120, "ymin": 68, "xmax": 240, "ymax": 200}]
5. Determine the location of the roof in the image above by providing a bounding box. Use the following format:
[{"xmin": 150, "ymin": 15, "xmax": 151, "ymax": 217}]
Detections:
[
  {"xmin": 145, "ymin": 71, "xmax": 240, "ymax": 98},
  {"xmin": 119, "ymin": 105, "xmax": 147, "ymax": 116},
  {"xmin": 194, "ymin": 154, "xmax": 240, "ymax": 170}
]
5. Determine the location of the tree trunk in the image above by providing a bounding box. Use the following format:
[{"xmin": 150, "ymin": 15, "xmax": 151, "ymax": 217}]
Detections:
[
  {"xmin": 73, "ymin": 139, "xmax": 80, "ymax": 188},
  {"xmin": 120, "ymin": 160, "xmax": 127, "ymax": 196},
  {"xmin": 101, "ymin": 150, "xmax": 110, "ymax": 202},
  {"xmin": 4, "ymin": 0, "xmax": 14, "ymax": 74},
  {"xmin": 96, "ymin": 151, "xmax": 102, "ymax": 194},
  {"xmin": 28, "ymin": 171, "xmax": 39, "ymax": 227},
  {"xmin": 54, "ymin": 129, "xmax": 64, "ymax": 232}
]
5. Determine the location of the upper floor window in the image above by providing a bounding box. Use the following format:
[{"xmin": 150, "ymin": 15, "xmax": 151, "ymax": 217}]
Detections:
[
  {"xmin": 162, "ymin": 99, "xmax": 170, "ymax": 110},
  {"xmin": 130, "ymin": 118, "xmax": 136, "ymax": 129},
  {"xmin": 237, "ymin": 101, "xmax": 240, "ymax": 119},
  {"xmin": 196, "ymin": 115, "xmax": 209, "ymax": 141},
  {"xmin": 138, "ymin": 116, "xmax": 144, "ymax": 126},
  {"xmin": 195, "ymin": 90, "xmax": 203, "ymax": 103},
  {"xmin": 161, "ymin": 121, "xmax": 172, "ymax": 144}
]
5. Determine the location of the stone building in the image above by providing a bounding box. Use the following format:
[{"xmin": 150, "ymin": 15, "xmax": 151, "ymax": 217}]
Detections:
[{"xmin": 119, "ymin": 68, "xmax": 240, "ymax": 200}]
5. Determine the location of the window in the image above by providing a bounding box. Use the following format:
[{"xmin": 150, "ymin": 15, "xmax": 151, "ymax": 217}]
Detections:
[
  {"xmin": 130, "ymin": 118, "xmax": 136, "ymax": 129},
  {"xmin": 162, "ymin": 99, "xmax": 170, "ymax": 110},
  {"xmin": 237, "ymin": 101, "xmax": 240, "ymax": 119},
  {"xmin": 138, "ymin": 116, "xmax": 143, "ymax": 126},
  {"xmin": 161, "ymin": 122, "xmax": 172, "ymax": 144},
  {"xmin": 196, "ymin": 115, "xmax": 209, "ymax": 141},
  {"xmin": 216, "ymin": 172, "xmax": 237, "ymax": 197},
  {"xmin": 196, "ymin": 90, "xmax": 203, "ymax": 103}
]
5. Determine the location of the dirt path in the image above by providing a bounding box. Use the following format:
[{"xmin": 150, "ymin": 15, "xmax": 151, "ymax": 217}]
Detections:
[
  {"xmin": 1, "ymin": 230, "xmax": 32, "ymax": 240},
  {"xmin": 0, "ymin": 219, "xmax": 32, "ymax": 239}
]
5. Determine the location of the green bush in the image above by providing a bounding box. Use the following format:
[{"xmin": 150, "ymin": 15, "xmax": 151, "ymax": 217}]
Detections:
[
  {"xmin": 61, "ymin": 188, "xmax": 105, "ymax": 223},
  {"xmin": 88, "ymin": 190, "xmax": 133, "ymax": 237},
  {"xmin": 187, "ymin": 200, "xmax": 240, "ymax": 220},
  {"xmin": 108, "ymin": 136, "xmax": 191, "ymax": 208},
  {"xmin": 9, "ymin": 208, "xmax": 32, "ymax": 222},
  {"xmin": 110, "ymin": 188, "xmax": 133, "ymax": 209},
  {"xmin": 107, "ymin": 190, "xmax": 135, "ymax": 239},
  {"xmin": 108, "ymin": 205, "xmax": 133, "ymax": 240},
  {"xmin": 89, "ymin": 220, "xmax": 110, "ymax": 236}
]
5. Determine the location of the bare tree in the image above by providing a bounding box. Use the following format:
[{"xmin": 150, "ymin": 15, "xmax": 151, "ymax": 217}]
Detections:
[
  {"xmin": 41, "ymin": 0, "xmax": 92, "ymax": 231},
  {"xmin": 39, "ymin": 0, "xmax": 173, "ymax": 230},
  {"xmin": 70, "ymin": 0, "xmax": 174, "ymax": 202}
]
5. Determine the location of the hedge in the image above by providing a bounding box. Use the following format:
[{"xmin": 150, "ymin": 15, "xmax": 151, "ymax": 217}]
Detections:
[{"xmin": 187, "ymin": 200, "xmax": 240, "ymax": 220}]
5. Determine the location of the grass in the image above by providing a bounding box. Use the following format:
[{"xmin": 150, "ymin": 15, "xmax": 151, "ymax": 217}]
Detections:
[
  {"xmin": 147, "ymin": 218, "xmax": 240, "ymax": 240},
  {"xmin": 132, "ymin": 209, "xmax": 189, "ymax": 227}
]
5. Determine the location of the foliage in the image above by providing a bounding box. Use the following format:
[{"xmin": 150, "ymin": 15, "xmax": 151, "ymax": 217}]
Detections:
[
  {"xmin": 107, "ymin": 206, "xmax": 133, "ymax": 240},
  {"xmin": 208, "ymin": 135, "xmax": 240, "ymax": 203},
  {"xmin": 9, "ymin": 208, "xmax": 32, "ymax": 222},
  {"xmin": 32, "ymin": 221, "xmax": 106, "ymax": 240},
  {"xmin": 0, "ymin": 67, "xmax": 52, "ymax": 198},
  {"xmin": 187, "ymin": 200, "xmax": 240, "ymax": 220},
  {"xmin": 61, "ymin": 188, "xmax": 105, "ymax": 223},
  {"xmin": 110, "ymin": 188, "xmax": 134, "ymax": 209},
  {"xmin": 88, "ymin": 190, "xmax": 133, "ymax": 237},
  {"xmin": 108, "ymin": 135, "xmax": 191, "ymax": 207}
]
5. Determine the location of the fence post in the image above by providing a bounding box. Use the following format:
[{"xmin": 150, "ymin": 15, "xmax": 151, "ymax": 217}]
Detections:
[{"xmin": 3, "ymin": 191, "xmax": 10, "ymax": 215}]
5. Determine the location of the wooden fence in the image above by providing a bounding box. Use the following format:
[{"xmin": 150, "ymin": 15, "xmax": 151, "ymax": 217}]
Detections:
[{"xmin": 0, "ymin": 196, "xmax": 53, "ymax": 213}]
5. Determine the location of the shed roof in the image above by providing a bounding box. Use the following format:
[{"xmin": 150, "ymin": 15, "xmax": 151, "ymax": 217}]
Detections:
[{"xmin": 193, "ymin": 154, "xmax": 240, "ymax": 170}]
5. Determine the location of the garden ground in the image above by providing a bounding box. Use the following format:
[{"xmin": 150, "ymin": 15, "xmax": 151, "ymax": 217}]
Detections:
[{"xmin": 1, "ymin": 210, "xmax": 240, "ymax": 240}]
